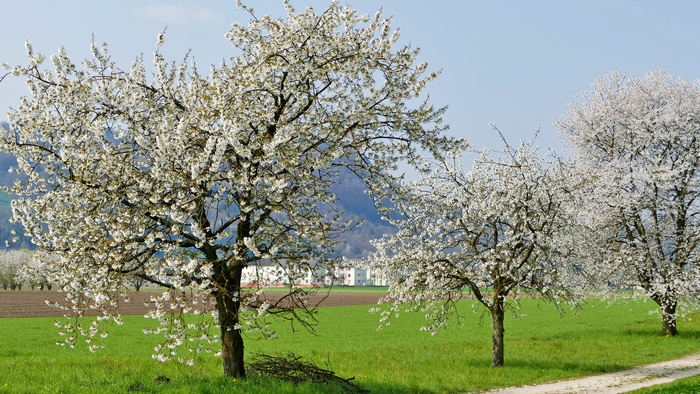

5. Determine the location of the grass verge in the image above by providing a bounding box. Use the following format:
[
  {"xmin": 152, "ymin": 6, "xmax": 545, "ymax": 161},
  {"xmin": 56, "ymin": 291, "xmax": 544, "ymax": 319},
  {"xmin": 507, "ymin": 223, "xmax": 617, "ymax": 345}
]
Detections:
[{"xmin": 627, "ymin": 374, "xmax": 700, "ymax": 393}]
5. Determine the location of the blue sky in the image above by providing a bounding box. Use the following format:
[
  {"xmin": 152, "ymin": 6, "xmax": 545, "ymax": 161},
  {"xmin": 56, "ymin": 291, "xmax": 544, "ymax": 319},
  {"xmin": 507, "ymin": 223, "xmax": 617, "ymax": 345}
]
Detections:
[{"xmin": 1, "ymin": 1, "xmax": 699, "ymax": 159}]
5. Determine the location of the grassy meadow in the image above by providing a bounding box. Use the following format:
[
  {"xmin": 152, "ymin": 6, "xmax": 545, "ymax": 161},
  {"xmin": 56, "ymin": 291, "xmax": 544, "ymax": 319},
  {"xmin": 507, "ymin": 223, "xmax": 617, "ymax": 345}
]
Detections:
[{"xmin": 1, "ymin": 297, "xmax": 699, "ymax": 393}]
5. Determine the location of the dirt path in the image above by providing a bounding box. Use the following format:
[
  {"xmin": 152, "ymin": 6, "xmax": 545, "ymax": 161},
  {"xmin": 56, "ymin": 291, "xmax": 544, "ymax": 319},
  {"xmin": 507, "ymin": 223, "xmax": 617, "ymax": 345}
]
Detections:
[{"xmin": 481, "ymin": 353, "xmax": 700, "ymax": 393}]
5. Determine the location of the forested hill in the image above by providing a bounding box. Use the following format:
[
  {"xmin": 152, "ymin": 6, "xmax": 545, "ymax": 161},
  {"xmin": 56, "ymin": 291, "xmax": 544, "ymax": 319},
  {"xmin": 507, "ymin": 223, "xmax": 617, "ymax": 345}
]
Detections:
[
  {"xmin": 0, "ymin": 151, "xmax": 32, "ymax": 249},
  {"xmin": 0, "ymin": 123, "xmax": 393, "ymax": 256},
  {"xmin": 330, "ymin": 171, "xmax": 396, "ymax": 259}
]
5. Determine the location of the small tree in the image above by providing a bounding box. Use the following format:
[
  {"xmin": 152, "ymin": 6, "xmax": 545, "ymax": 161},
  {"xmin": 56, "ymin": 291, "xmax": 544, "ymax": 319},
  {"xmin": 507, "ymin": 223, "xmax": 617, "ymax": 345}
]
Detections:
[
  {"xmin": 0, "ymin": 1, "xmax": 455, "ymax": 377},
  {"xmin": 368, "ymin": 132, "xmax": 578, "ymax": 367},
  {"xmin": 128, "ymin": 271, "xmax": 148, "ymax": 292},
  {"xmin": 557, "ymin": 69, "xmax": 700, "ymax": 336}
]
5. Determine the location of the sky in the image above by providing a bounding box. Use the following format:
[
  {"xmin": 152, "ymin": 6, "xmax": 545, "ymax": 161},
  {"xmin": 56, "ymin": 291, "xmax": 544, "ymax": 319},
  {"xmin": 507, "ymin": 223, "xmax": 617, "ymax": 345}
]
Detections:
[{"xmin": 1, "ymin": 1, "xmax": 700, "ymax": 164}]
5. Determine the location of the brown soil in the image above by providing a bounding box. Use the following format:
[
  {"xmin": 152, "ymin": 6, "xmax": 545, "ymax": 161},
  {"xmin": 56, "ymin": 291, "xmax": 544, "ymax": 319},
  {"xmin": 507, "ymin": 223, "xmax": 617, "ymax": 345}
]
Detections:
[{"xmin": 0, "ymin": 289, "xmax": 384, "ymax": 318}]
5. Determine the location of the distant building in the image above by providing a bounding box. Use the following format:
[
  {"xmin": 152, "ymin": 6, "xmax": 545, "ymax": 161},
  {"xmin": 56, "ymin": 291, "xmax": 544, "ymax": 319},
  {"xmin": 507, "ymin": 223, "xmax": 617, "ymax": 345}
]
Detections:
[
  {"xmin": 326, "ymin": 262, "xmax": 391, "ymax": 286},
  {"xmin": 240, "ymin": 260, "xmax": 391, "ymax": 287},
  {"xmin": 240, "ymin": 263, "xmax": 325, "ymax": 286}
]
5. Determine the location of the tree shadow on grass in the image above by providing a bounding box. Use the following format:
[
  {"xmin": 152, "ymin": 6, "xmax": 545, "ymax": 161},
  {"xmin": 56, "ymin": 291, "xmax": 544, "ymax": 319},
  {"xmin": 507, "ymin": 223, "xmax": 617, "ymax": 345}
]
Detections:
[{"xmin": 620, "ymin": 327, "xmax": 700, "ymax": 340}]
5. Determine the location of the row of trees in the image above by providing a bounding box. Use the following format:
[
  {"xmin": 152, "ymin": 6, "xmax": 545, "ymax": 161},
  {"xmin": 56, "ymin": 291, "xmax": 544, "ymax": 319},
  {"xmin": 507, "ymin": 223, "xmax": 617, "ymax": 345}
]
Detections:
[
  {"xmin": 0, "ymin": 249, "xmax": 51, "ymax": 290},
  {"xmin": 368, "ymin": 68, "xmax": 700, "ymax": 367},
  {"xmin": 1, "ymin": 0, "xmax": 698, "ymax": 378}
]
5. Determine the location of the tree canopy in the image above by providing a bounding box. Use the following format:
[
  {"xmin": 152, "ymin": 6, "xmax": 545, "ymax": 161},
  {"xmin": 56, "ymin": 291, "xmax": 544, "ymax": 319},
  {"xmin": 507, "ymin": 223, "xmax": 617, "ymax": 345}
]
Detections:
[{"xmin": 557, "ymin": 68, "xmax": 700, "ymax": 336}]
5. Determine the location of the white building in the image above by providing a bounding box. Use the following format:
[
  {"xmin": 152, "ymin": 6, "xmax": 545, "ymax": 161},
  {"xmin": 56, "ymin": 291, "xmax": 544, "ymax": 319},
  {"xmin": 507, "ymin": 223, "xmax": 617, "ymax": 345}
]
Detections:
[
  {"xmin": 240, "ymin": 260, "xmax": 391, "ymax": 287},
  {"xmin": 326, "ymin": 262, "xmax": 391, "ymax": 286}
]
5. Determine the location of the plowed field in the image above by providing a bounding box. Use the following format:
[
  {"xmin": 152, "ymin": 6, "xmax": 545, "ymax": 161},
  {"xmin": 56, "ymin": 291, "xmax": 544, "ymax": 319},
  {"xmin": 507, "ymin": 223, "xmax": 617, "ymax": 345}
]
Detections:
[{"xmin": 0, "ymin": 289, "xmax": 384, "ymax": 318}]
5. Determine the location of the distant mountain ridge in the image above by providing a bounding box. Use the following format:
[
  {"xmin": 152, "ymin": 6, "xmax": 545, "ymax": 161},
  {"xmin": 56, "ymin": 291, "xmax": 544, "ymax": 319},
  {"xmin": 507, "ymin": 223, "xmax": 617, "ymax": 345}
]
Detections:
[{"xmin": 330, "ymin": 170, "xmax": 396, "ymax": 258}]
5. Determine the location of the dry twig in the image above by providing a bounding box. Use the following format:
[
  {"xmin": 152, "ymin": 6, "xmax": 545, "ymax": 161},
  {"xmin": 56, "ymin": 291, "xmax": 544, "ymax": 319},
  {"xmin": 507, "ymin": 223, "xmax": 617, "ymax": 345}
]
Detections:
[{"xmin": 248, "ymin": 352, "xmax": 369, "ymax": 393}]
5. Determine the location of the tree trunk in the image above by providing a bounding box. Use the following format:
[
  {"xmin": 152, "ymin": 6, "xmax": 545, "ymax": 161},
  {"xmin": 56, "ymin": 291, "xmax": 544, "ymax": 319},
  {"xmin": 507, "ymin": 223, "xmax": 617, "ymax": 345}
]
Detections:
[
  {"xmin": 215, "ymin": 265, "xmax": 246, "ymax": 377},
  {"xmin": 491, "ymin": 295, "xmax": 506, "ymax": 367},
  {"xmin": 651, "ymin": 293, "xmax": 679, "ymax": 336},
  {"xmin": 660, "ymin": 300, "xmax": 679, "ymax": 337}
]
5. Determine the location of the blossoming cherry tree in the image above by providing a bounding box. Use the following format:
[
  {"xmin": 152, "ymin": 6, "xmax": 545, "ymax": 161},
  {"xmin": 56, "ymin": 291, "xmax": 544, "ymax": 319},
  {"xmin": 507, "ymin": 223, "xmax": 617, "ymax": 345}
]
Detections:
[{"xmin": 0, "ymin": 1, "xmax": 455, "ymax": 377}]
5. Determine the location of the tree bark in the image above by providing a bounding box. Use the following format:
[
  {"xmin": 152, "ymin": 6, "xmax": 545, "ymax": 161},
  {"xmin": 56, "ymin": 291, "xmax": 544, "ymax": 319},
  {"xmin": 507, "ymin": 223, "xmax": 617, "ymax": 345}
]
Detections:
[
  {"xmin": 215, "ymin": 265, "xmax": 246, "ymax": 377},
  {"xmin": 660, "ymin": 300, "xmax": 679, "ymax": 337},
  {"xmin": 491, "ymin": 295, "xmax": 506, "ymax": 367},
  {"xmin": 650, "ymin": 293, "xmax": 679, "ymax": 336}
]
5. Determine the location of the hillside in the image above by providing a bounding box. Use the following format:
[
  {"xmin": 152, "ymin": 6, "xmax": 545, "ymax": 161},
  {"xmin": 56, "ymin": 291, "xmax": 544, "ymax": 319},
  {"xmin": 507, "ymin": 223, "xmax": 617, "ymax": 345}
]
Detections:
[{"xmin": 330, "ymin": 171, "xmax": 396, "ymax": 258}]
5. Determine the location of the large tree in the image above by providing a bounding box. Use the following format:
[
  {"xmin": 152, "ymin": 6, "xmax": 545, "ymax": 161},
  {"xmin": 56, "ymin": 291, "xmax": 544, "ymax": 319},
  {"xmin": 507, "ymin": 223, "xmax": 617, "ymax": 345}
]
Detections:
[
  {"xmin": 557, "ymin": 69, "xmax": 700, "ymax": 336},
  {"xmin": 368, "ymin": 133, "xmax": 578, "ymax": 367},
  {"xmin": 0, "ymin": 1, "xmax": 454, "ymax": 377}
]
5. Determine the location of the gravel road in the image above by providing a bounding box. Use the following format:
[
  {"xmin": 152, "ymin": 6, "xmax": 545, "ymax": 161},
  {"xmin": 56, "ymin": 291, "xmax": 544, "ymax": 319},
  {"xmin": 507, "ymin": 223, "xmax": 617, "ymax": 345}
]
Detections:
[{"xmin": 480, "ymin": 353, "xmax": 700, "ymax": 394}]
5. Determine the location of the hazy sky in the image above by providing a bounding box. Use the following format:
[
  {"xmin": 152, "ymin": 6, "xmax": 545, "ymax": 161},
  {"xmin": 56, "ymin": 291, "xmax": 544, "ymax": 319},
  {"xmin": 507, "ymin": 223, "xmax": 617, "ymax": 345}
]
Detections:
[{"xmin": 1, "ymin": 1, "xmax": 699, "ymax": 159}]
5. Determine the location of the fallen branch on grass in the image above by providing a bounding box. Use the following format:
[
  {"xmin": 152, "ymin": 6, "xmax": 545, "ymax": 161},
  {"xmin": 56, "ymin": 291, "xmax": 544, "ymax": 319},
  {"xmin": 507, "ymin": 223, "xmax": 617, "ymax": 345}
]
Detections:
[{"xmin": 248, "ymin": 352, "xmax": 369, "ymax": 393}]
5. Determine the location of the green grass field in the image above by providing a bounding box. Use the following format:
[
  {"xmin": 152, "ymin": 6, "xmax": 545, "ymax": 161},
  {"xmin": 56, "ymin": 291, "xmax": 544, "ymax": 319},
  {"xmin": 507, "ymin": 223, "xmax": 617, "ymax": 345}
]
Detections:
[{"xmin": 1, "ymin": 298, "xmax": 699, "ymax": 393}]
